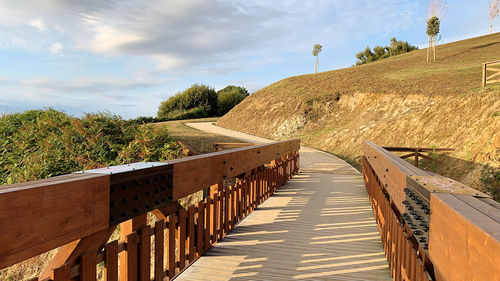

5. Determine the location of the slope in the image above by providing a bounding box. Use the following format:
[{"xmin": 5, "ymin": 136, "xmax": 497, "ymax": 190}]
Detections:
[{"xmin": 218, "ymin": 32, "xmax": 500, "ymax": 196}]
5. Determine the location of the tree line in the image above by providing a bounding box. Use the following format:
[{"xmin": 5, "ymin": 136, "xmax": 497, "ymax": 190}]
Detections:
[{"xmin": 154, "ymin": 84, "xmax": 249, "ymax": 121}]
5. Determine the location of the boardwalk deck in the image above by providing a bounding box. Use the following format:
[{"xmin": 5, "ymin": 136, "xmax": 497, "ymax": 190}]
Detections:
[{"xmin": 176, "ymin": 123, "xmax": 392, "ymax": 280}]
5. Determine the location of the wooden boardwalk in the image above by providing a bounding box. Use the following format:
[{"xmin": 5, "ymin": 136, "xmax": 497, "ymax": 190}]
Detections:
[{"xmin": 177, "ymin": 123, "xmax": 392, "ymax": 280}]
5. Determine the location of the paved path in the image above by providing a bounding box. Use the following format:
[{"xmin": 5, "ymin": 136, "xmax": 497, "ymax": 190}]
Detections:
[{"xmin": 176, "ymin": 122, "xmax": 391, "ymax": 280}]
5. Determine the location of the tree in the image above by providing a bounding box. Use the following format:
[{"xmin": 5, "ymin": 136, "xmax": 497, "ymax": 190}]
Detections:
[
  {"xmin": 157, "ymin": 84, "xmax": 218, "ymax": 119},
  {"xmin": 426, "ymin": 0, "xmax": 444, "ymax": 62},
  {"xmin": 217, "ymin": 86, "xmax": 249, "ymax": 115},
  {"xmin": 490, "ymin": 0, "xmax": 500, "ymax": 33},
  {"xmin": 426, "ymin": 16, "xmax": 440, "ymax": 62},
  {"xmin": 312, "ymin": 43, "xmax": 322, "ymax": 74}
]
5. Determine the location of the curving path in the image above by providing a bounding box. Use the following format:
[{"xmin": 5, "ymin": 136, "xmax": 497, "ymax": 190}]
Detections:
[{"xmin": 176, "ymin": 122, "xmax": 392, "ymax": 280}]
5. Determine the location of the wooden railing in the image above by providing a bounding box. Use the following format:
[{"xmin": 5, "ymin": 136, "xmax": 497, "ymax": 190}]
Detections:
[
  {"xmin": 0, "ymin": 139, "xmax": 300, "ymax": 281},
  {"xmin": 363, "ymin": 140, "xmax": 500, "ymax": 281},
  {"xmin": 382, "ymin": 147, "xmax": 454, "ymax": 167},
  {"xmin": 482, "ymin": 60, "xmax": 500, "ymax": 87}
]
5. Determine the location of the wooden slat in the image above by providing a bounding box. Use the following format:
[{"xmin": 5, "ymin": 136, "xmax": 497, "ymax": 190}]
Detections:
[
  {"xmin": 154, "ymin": 220, "xmax": 164, "ymax": 281},
  {"xmin": 139, "ymin": 226, "xmax": 151, "ymax": 281},
  {"xmin": 170, "ymin": 139, "xmax": 300, "ymax": 199},
  {"xmin": 52, "ymin": 264, "xmax": 71, "ymax": 281},
  {"xmin": 204, "ymin": 197, "xmax": 212, "ymax": 251},
  {"xmin": 178, "ymin": 209, "xmax": 187, "ymax": 270},
  {"xmin": 0, "ymin": 173, "xmax": 109, "ymax": 270},
  {"xmin": 104, "ymin": 241, "xmax": 118, "ymax": 281},
  {"xmin": 126, "ymin": 233, "xmax": 138, "ymax": 281},
  {"xmin": 196, "ymin": 201, "xmax": 204, "ymax": 257},
  {"xmin": 167, "ymin": 215, "xmax": 176, "ymax": 279},
  {"xmin": 120, "ymin": 215, "xmax": 147, "ymax": 281},
  {"xmin": 213, "ymin": 192, "xmax": 219, "ymax": 243},
  {"xmin": 80, "ymin": 251, "xmax": 97, "ymax": 281},
  {"xmin": 187, "ymin": 205, "xmax": 195, "ymax": 263},
  {"xmin": 224, "ymin": 187, "xmax": 230, "ymax": 236}
]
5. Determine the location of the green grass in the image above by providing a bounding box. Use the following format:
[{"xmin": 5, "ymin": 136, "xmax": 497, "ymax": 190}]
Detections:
[{"xmin": 157, "ymin": 117, "xmax": 248, "ymax": 154}]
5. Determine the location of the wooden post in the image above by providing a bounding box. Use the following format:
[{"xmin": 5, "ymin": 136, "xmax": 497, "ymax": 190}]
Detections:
[
  {"xmin": 482, "ymin": 63, "xmax": 487, "ymax": 87},
  {"xmin": 120, "ymin": 214, "xmax": 147, "ymax": 281}
]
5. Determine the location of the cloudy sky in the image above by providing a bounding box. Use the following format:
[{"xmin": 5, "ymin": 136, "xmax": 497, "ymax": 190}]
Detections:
[{"xmin": 0, "ymin": 0, "xmax": 493, "ymax": 118}]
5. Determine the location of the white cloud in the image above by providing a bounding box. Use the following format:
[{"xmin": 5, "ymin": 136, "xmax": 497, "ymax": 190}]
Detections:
[
  {"xmin": 29, "ymin": 17, "xmax": 46, "ymax": 31},
  {"xmin": 49, "ymin": 42, "xmax": 63, "ymax": 54}
]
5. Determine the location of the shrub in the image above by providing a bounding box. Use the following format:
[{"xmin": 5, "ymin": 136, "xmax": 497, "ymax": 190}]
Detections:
[
  {"xmin": 0, "ymin": 109, "xmax": 185, "ymax": 185},
  {"xmin": 480, "ymin": 165, "xmax": 500, "ymax": 202},
  {"xmin": 158, "ymin": 84, "xmax": 218, "ymax": 119},
  {"xmin": 217, "ymin": 86, "xmax": 249, "ymax": 115},
  {"xmin": 356, "ymin": 37, "xmax": 418, "ymax": 65}
]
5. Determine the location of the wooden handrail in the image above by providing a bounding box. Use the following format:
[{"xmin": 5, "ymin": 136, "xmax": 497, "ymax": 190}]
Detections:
[
  {"xmin": 482, "ymin": 60, "xmax": 500, "ymax": 87},
  {"xmin": 0, "ymin": 139, "xmax": 300, "ymax": 279},
  {"xmin": 382, "ymin": 146, "xmax": 454, "ymax": 167},
  {"xmin": 363, "ymin": 140, "xmax": 500, "ymax": 281}
]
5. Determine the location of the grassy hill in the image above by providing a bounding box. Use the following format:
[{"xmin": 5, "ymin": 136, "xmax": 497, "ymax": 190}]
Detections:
[{"xmin": 218, "ymin": 33, "xmax": 500, "ymax": 198}]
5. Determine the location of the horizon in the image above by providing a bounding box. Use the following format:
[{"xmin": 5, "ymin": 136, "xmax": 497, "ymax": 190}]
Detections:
[{"xmin": 0, "ymin": 0, "xmax": 495, "ymax": 119}]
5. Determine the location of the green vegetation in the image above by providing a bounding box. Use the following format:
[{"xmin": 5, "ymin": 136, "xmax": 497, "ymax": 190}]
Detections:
[
  {"xmin": 157, "ymin": 84, "xmax": 249, "ymax": 121},
  {"xmin": 157, "ymin": 84, "xmax": 218, "ymax": 120},
  {"xmin": 0, "ymin": 109, "xmax": 185, "ymax": 185},
  {"xmin": 217, "ymin": 86, "xmax": 249, "ymax": 115},
  {"xmin": 159, "ymin": 117, "xmax": 247, "ymax": 155},
  {"xmin": 356, "ymin": 37, "xmax": 418, "ymax": 65},
  {"xmin": 480, "ymin": 165, "xmax": 500, "ymax": 201}
]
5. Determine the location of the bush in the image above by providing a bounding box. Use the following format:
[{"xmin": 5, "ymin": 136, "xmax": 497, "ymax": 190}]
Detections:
[
  {"xmin": 0, "ymin": 109, "xmax": 185, "ymax": 185},
  {"xmin": 217, "ymin": 86, "xmax": 249, "ymax": 115},
  {"xmin": 158, "ymin": 84, "xmax": 218, "ymax": 119},
  {"xmin": 356, "ymin": 37, "xmax": 418, "ymax": 65},
  {"xmin": 480, "ymin": 165, "xmax": 500, "ymax": 202}
]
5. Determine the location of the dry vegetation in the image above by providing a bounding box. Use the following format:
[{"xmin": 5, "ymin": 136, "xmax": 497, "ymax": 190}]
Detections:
[{"xmin": 218, "ymin": 33, "xmax": 500, "ymax": 196}]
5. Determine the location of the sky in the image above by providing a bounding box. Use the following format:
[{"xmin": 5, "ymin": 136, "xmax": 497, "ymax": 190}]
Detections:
[{"xmin": 0, "ymin": 0, "xmax": 494, "ymax": 119}]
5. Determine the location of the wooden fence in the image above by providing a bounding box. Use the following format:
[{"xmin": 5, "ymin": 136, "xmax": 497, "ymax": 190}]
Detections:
[
  {"xmin": 482, "ymin": 60, "xmax": 500, "ymax": 87},
  {"xmin": 363, "ymin": 140, "xmax": 500, "ymax": 281},
  {"xmin": 0, "ymin": 139, "xmax": 300, "ymax": 281},
  {"xmin": 382, "ymin": 147, "xmax": 454, "ymax": 167}
]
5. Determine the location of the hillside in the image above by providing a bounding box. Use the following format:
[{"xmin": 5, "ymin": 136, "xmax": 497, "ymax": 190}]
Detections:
[{"xmin": 218, "ymin": 33, "xmax": 500, "ymax": 196}]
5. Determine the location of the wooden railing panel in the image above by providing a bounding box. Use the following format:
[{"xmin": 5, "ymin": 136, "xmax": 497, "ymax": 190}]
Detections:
[
  {"xmin": 364, "ymin": 140, "xmax": 500, "ymax": 281},
  {"xmin": 429, "ymin": 193, "xmax": 500, "ymax": 281},
  {"xmin": 0, "ymin": 173, "xmax": 109, "ymax": 270},
  {"xmin": 171, "ymin": 139, "xmax": 300, "ymax": 199}
]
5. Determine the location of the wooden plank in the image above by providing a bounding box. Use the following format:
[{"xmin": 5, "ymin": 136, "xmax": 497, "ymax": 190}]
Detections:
[
  {"xmin": 139, "ymin": 226, "xmax": 151, "ymax": 281},
  {"xmin": 178, "ymin": 209, "xmax": 187, "ymax": 270},
  {"xmin": 224, "ymin": 187, "xmax": 230, "ymax": 236},
  {"xmin": 213, "ymin": 192, "xmax": 219, "ymax": 243},
  {"xmin": 120, "ymin": 214, "xmax": 147, "ymax": 281},
  {"xmin": 204, "ymin": 197, "xmax": 212, "ymax": 251},
  {"xmin": 104, "ymin": 241, "xmax": 118, "ymax": 281},
  {"xmin": 170, "ymin": 139, "xmax": 300, "ymax": 200},
  {"xmin": 125, "ymin": 233, "xmax": 138, "ymax": 281},
  {"xmin": 154, "ymin": 220, "xmax": 164, "ymax": 281},
  {"xmin": 167, "ymin": 215, "xmax": 176, "ymax": 279},
  {"xmin": 187, "ymin": 205, "xmax": 195, "ymax": 263},
  {"xmin": 0, "ymin": 173, "xmax": 109, "ymax": 270},
  {"xmin": 429, "ymin": 193, "xmax": 500, "ymax": 281},
  {"xmin": 52, "ymin": 264, "xmax": 71, "ymax": 281},
  {"xmin": 196, "ymin": 201, "xmax": 204, "ymax": 257},
  {"xmin": 80, "ymin": 251, "xmax": 97, "ymax": 281}
]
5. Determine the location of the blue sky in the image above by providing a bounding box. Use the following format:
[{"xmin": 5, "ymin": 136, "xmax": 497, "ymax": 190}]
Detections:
[{"xmin": 0, "ymin": 0, "xmax": 495, "ymax": 119}]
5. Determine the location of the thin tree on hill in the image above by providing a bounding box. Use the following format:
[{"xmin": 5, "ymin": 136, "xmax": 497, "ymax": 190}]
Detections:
[
  {"xmin": 426, "ymin": 0, "xmax": 445, "ymax": 63},
  {"xmin": 490, "ymin": 0, "xmax": 500, "ymax": 34},
  {"xmin": 312, "ymin": 43, "xmax": 322, "ymax": 74}
]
